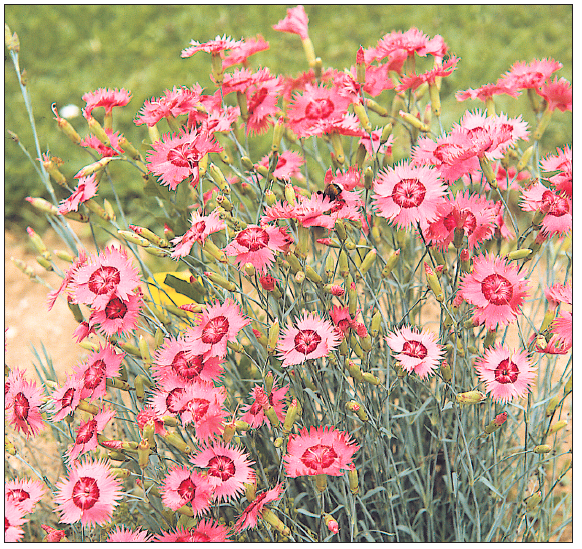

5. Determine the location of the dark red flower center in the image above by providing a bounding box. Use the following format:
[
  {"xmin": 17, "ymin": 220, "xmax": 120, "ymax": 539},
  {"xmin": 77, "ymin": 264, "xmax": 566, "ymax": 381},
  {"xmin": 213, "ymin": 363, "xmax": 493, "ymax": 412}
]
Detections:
[
  {"xmin": 541, "ymin": 190, "xmax": 569, "ymax": 217},
  {"xmin": 7, "ymin": 488, "xmax": 30, "ymax": 504},
  {"xmin": 494, "ymin": 358, "xmax": 519, "ymax": 384},
  {"xmin": 60, "ymin": 388, "xmax": 75, "ymax": 410},
  {"xmin": 192, "ymin": 220, "xmax": 207, "ymax": 235},
  {"xmin": 305, "ymin": 98, "xmax": 335, "ymax": 120},
  {"xmin": 276, "ymin": 157, "xmax": 288, "ymax": 170},
  {"xmin": 201, "ymin": 316, "xmax": 230, "ymax": 344},
  {"xmin": 177, "ymin": 477, "xmax": 197, "ymax": 503},
  {"xmin": 391, "ymin": 178, "xmax": 427, "ymax": 208},
  {"xmin": 172, "ymin": 351, "xmax": 204, "ymax": 381},
  {"xmin": 236, "ymin": 227, "xmax": 270, "ymax": 252},
  {"xmin": 402, "ymin": 340, "xmax": 428, "ymax": 360},
  {"xmin": 167, "ymin": 142, "xmax": 201, "ymax": 170},
  {"xmin": 104, "ymin": 297, "xmax": 127, "ymax": 320},
  {"xmin": 72, "ymin": 476, "xmax": 100, "ymax": 510},
  {"xmin": 247, "ymin": 87, "xmax": 268, "ymax": 115},
  {"xmin": 13, "ymin": 392, "xmax": 30, "ymax": 421},
  {"xmin": 294, "ymin": 329, "xmax": 322, "ymax": 355},
  {"xmin": 88, "ymin": 265, "xmax": 121, "ymax": 296},
  {"xmin": 84, "ymin": 359, "xmax": 106, "ymax": 390},
  {"xmin": 166, "ymin": 387, "xmax": 186, "ymax": 413},
  {"xmin": 481, "ymin": 274, "xmax": 513, "ymax": 305},
  {"xmin": 75, "ymin": 419, "xmax": 97, "ymax": 444},
  {"xmin": 187, "ymin": 398, "xmax": 210, "ymax": 422},
  {"xmin": 300, "ymin": 443, "xmax": 337, "ymax": 471},
  {"xmin": 190, "ymin": 532, "xmax": 211, "ymax": 542},
  {"xmin": 207, "ymin": 455, "xmax": 236, "ymax": 481},
  {"xmin": 444, "ymin": 208, "xmax": 477, "ymax": 235}
]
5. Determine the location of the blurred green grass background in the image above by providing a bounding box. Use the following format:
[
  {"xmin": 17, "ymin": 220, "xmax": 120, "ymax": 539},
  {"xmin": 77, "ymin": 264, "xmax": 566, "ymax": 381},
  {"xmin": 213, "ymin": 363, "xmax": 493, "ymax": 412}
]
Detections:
[{"xmin": 5, "ymin": 4, "xmax": 572, "ymax": 231}]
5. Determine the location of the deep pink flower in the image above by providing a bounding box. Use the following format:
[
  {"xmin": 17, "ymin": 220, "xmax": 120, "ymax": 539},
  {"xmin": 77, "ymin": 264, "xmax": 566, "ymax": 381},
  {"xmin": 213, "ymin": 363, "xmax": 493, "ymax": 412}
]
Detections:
[
  {"xmin": 224, "ymin": 224, "xmax": 293, "ymax": 275},
  {"xmin": 499, "ymin": 58, "xmax": 563, "ymax": 90},
  {"xmin": 520, "ymin": 181, "xmax": 572, "ymax": 236},
  {"xmin": 47, "ymin": 249, "xmax": 88, "ymax": 311},
  {"xmin": 397, "ymin": 55, "xmax": 459, "ymax": 92},
  {"xmin": 186, "ymin": 299, "xmax": 250, "ymax": 358},
  {"xmin": 5, "ymin": 478, "xmax": 46, "ymax": 514},
  {"xmin": 222, "ymin": 34, "xmax": 270, "ymax": 68},
  {"xmin": 273, "ymin": 5, "xmax": 309, "ymax": 40},
  {"xmin": 277, "ymin": 311, "xmax": 340, "ymax": 367},
  {"xmin": 455, "ymin": 81, "xmax": 521, "ymax": 103},
  {"xmin": 175, "ymin": 381, "xmax": 227, "ymax": 441},
  {"xmin": 475, "ymin": 343, "xmax": 536, "ymax": 403},
  {"xmin": 136, "ymin": 406, "xmax": 167, "ymax": 436},
  {"xmin": 488, "ymin": 162, "xmax": 530, "ymax": 192},
  {"xmin": 373, "ymin": 162, "xmax": 448, "ymax": 230},
  {"xmin": 66, "ymin": 408, "xmax": 116, "ymax": 462},
  {"xmin": 54, "ymin": 458, "xmax": 123, "ymax": 527},
  {"xmin": 50, "ymin": 374, "xmax": 83, "ymax": 421},
  {"xmin": 284, "ymin": 425, "xmax": 359, "ymax": 477},
  {"xmin": 181, "ymin": 35, "xmax": 242, "ymax": 58},
  {"xmin": 89, "ymin": 291, "xmax": 141, "ymax": 337},
  {"xmin": 134, "ymin": 86, "xmax": 202, "ymax": 127},
  {"xmin": 150, "ymin": 381, "xmax": 187, "ymax": 418},
  {"xmin": 244, "ymin": 77, "xmax": 284, "ymax": 136},
  {"xmin": 329, "ymin": 305, "xmax": 363, "ymax": 338},
  {"xmin": 190, "ymin": 441, "xmax": 255, "ymax": 502},
  {"xmin": 73, "ymin": 246, "xmax": 140, "ymax": 311},
  {"xmin": 459, "ymin": 254, "xmax": 530, "ymax": 330},
  {"xmin": 160, "ymin": 465, "xmax": 213, "ymax": 515},
  {"xmin": 82, "ymin": 87, "xmax": 131, "ymax": 118},
  {"xmin": 258, "ymin": 150, "xmax": 305, "ymax": 181},
  {"xmin": 240, "ymin": 382, "xmax": 288, "ymax": 428},
  {"xmin": 544, "ymin": 281, "xmax": 572, "ymax": 310},
  {"xmin": 359, "ymin": 129, "xmax": 394, "ymax": 158},
  {"xmin": 235, "ymin": 483, "xmax": 284, "ymax": 531},
  {"xmin": 281, "ymin": 67, "xmax": 340, "ymax": 102},
  {"xmin": 107, "ymin": 526, "xmax": 152, "ymax": 542},
  {"xmin": 79, "ymin": 128, "xmax": 125, "ymax": 157},
  {"xmin": 374, "ymin": 28, "xmax": 447, "ymax": 60},
  {"xmin": 5, "ymin": 372, "xmax": 46, "ymax": 438},
  {"xmin": 146, "ymin": 128, "xmax": 224, "ymax": 190},
  {"xmin": 385, "ymin": 326, "xmax": 444, "ymax": 379},
  {"xmin": 4, "ymin": 498, "xmax": 28, "ymax": 542},
  {"xmin": 171, "ymin": 209, "xmax": 225, "ymax": 258},
  {"xmin": 541, "ymin": 145, "xmax": 572, "ymax": 198},
  {"xmin": 58, "ymin": 175, "xmax": 99, "ymax": 214},
  {"xmin": 40, "ymin": 524, "xmax": 67, "ymax": 542},
  {"xmin": 155, "ymin": 521, "xmax": 232, "ymax": 542},
  {"xmin": 220, "ymin": 67, "xmax": 272, "ymax": 95}
]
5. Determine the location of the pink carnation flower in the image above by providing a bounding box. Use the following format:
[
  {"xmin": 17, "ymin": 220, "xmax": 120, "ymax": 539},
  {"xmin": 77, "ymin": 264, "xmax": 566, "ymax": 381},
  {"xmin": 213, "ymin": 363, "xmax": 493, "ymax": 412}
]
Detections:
[
  {"xmin": 89, "ymin": 291, "xmax": 141, "ymax": 337},
  {"xmin": 186, "ymin": 299, "xmax": 250, "ymax": 358},
  {"xmin": 79, "ymin": 128, "xmax": 125, "ymax": 157},
  {"xmin": 277, "ymin": 311, "xmax": 340, "ymax": 367},
  {"xmin": 73, "ymin": 246, "xmax": 140, "ymax": 311},
  {"xmin": 5, "ymin": 498, "xmax": 28, "ymax": 542},
  {"xmin": 175, "ymin": 381, "xmax": 227, "ymax": 441},
  {"xmin": 551, "ymin": 310, "xmax": 572, "ymax": 351},
  {"xmin": 475, "ymin": 343, "xmax": 536, "ymax": 403},
  {"xmin": 273, "ymin": 5, "xmax": 310, "ymax": 40},
  {"xmin": 54, "ymin": 458, "xmax": 123, "ymax": 527},
  {"xmin": 5, "ymin": 477, "xmax": 46, "ymax": 514},
  {"xmin": 459, "ymin": 254, "xmax": 530, "ymax": 330},
  {"xmin": 66, "ymin": 408, "xmax": 116, "ymax": 462},
  {"xmin": 134, "ymin": 86, "xmax": 202, "ymax": 127},
  {"xmin": 136, "ymin": 406, "xmax": 167, "ymax": 437},
  {"xmin": 284, "ymin": 425, "xmax": 359, "ymax": 477},
  {"xmin": 181, "ymin": 35, "xmax": 242, "ymax": 57},
  {"xmin": 385, "ymin": 326, "xmax": 444, "ymax": 379},
  {"xmin": 240, "ymin": 382, "xmax": 288, "ymax": 429},
  {"xmin": 160, "ymin": 465, "xmax": 213, "ymax": 515},
  {"xmin": 499, "ymin": 58, "xmax": 563, "ymax": 90},
  {"xmin": 258, "ymin": 150, "xmax": 305, "ymax": 181},
  {"xmin": 244, "ymin": 76, "xmax": 283, "ymax": 136},
  {"xmin": 58, "ymin": 175, "xmax": 99, "ymax": 214},
  {"xmin": 537, "ymin": 77, "xmax": 572, "ymax": 112},
  {"xmin": 222, "ymin": 34, "xmax": 270, "ymax": 68},
  {"xmin": 150, "ymin": 382, "xmax": 187, "ymax": 418},
  {"xmin": 72, "ymin": 343, "xmax": 124, "ymax": 402},
  {"xmin": 49, "ymin": 374, "xmax": 83, "ymax": 421},
  {"xmin": 455, "ymin": 81, "xmax": 521, "ymax": 103},
  {"xmin": 190, "ymin": 441, "xmax": 255, "ymax": 502},
  {"xmin": 541, "ymin": 145, "xmax": 572, "ymax": 198},
  {"xmin": 520, "ymin": 181, "xmax": 572, "ymax": 237},
  {"xmin": 374, "ymin": 28, "xmax": 447, "ymax": 61},
  {"xmin": 5, "ymin": 372, "xmax": 46, "ymax": 438},
  {"xmin": 47, "ymin": 249, "xmax": 88, "ymax": 311},
  {"xmin": 171, "ymin": 209, "xmax": 225, "ymax": 258},
  {"xmin": 372, "ymin": 162, "xmax": 448, "ymax": 230},
  {"xmin": 146, "ymin": 128, "xmax": 224, "ymax": 191},
  {"xmin": 107, "ymin": 525, "xmax": 152, "ymax": 542},
  {"xmin": 82, "ymin": 87, "xmax": 131, "ymax": 119},
  {"xmin": 224, "ymin": 224, "xmax": 293, "ymax": 275},
  {"xmin": 235, "ymin": 483, "xmax": 284, "ymax": 531},
  {"xmin": 155, "ymin": 520, "xmax": 232, "ymax": 542}
]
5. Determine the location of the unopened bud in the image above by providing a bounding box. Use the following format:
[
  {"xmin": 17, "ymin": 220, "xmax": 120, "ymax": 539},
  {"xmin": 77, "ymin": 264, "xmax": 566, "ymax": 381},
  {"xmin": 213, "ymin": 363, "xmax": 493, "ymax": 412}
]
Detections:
[
  {"xmin": 399, "ymin": 110, "xmax": 429, "ymax": 132},
  {"xmin": 548, "ymin": 419, "xmax": 568, "ymax": 435},
  {"xmin": 456, "ymin": 390, "xmax": 487, "ymax": 404},
  {"xmin": 545, "ymin": 395, "xmax": 561, "ymax": 416},
  {"xmin": 163, "ymin": 431, "xmax": 191, "ymax": 454},
  {"xmin": 533, "ymin": 444, "xmax": 551, "ymax": 454},
  {"xmin": 381, "ymin": 249, "xmax": 400, "ymax": 277},
  {"xmin": 507, "ymin": 248, "xmax": 532, "ymax": 261},
  {"xmin": 484, "ymin": 412, "xmax": 507, "ymax": 435},
  {"xmin": 283, "ymin": 399, "xmax": 298, "ymax": 434},
  {"xmin": 325, "ymin": 514, "xmax": 339, "ymax": 534},
  {"xmin": 348, "ymin": 468, "xmax": 359, "ymax": 494},
  {"xmin": 425, "ymin": 262, "xmax": 443, "ymax": 301},
  {"xmin": 74, "ymin": 156, "xmax": 113, "ymax": 179},
  {"xmin": 267, "ymin": 321, "xmax": 280, "ymax": 354},
  {"xmin": 526, "ymin": 490, "xmax": 542, "ymax": 512},
  {"xmin": 362, "ymin": 372, "xmax": 380, "ymax": 385}
]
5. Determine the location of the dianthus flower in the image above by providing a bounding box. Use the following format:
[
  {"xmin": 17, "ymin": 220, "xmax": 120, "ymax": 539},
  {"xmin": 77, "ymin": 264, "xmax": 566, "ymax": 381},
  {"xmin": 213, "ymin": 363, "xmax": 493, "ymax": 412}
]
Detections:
[
  {"xmin": 89, "ymin": 291, "xmax": 141, "ymax": 337},
  {"xmin": 82, "ymin": 87, "xmax": 131, "ymax": 119},
  {"xmin": 359, "ymin": 130, "xmax": 394, "ymax": 158},
  {"xmin": 54, "ymin": 458, "xmax": 123, "ymax": 527},
  {"xmin": 136, "ymin": 406, "xmax": 167, "ymax": 436},
  {"xmin": 374, "ymin": 28, "xmax": 447, "ymax": 62},
  {"xmin": 541, "ymin": 145, "xmax": 572, "ymax": 198},
  {"xmin": 79, "ymin": 128, "xmax": 125, "ymax": 157},
  {"xmin": 551, "ymin": 310, "xmax": 572, "ymax": 351},
  {"xmin": 153, "ymin": 336, "xmax": 224, "ymax": 388},
  {"xmin": 244, "ymin": 77, "xmax": 284, "ymax": 136},
  {"xmin": 223, "ymin": 224, "xmax": 293, "ymax": 275},
  {"xmin": 284, "ymin": 425, "xmax": 359, "ymax": 477},
  {"xmin": 150, "ymin": 381, "xmax": 187, "ymax": 418},
  {"xmin": 66, "ymin": 408, "xmax": 116, "ymax": 462},
  {"xmin": 5, "ymin": 372, "xmax": 46, "ymax": 438},
  {"xmin": 190, "ymin": 441, "xmax": 255, "ymax": 502},
  {"xmin": 329, "ymin": 305, "xmax": 367, "ymax": 338},
  {"xmin": 4, "ymin": 498, "xmax": 28, "ymax": 542},
  {"xmin": 425, "ymin": 191, "xmax": 497, "ymax": 251},
  {"xmin": 455, "ymin": 81, "xmax": 521, "ymax": 103},
  {"xmin": 155, "ymin": 521, "xmax": 232, "ymax": 542},
  {"xmin": 220, "ymin": 67, "xmax": 272, "ymax": 95},
  {"xmin": 386, "ymin": 326, "xmax": 444, "ymax": 379},
  {"xmin": 222, "ymin": 34, "xmax": 269, "ymax": 68},
  {"xmin": 181, "ymin": 35, "xmax": 242, "ymax": 58},
  {"xmin": 499, "ymin": 58, "xmax": 563, "ymax": 90},
  {"xmin": 459, "ymin": 254, "xmax": 530, "ymax": 330},
  {"xmin": 186, "ymin": 299, "xmax": 250, "ymax": 358},
  {"xmin": 258, "ymin": 150, "xmax": 305, "ymax": 181},
  {"xmin": 397, "ymin": 55, "xmax": 459, "ymax": 92},
  {"xmin": 272, "ymin": 4, "xmax": 309, "ymax": 40},
  {"xmin": 175, "ymin": 381, "xmax": 227, "ymax": 441},
  {"xmin": 372, "ymin": 162, "xmax": 448, "ymax": 230},
  {"xmin": 235, "ymin": 483, "xmax": 284, "ymax": 531},
  {"xmin": 47, "ymin": 249, "xmax": 88, "ymax": 311},
  {"xmin": 146, "ymin": 128, "xmax": 224, "ymax": 190},
  {"xmin": 281, "ymin": 67, "xmax": 340, "ymax": 102},
  {"xmin": 519, "ymin": 181, "xmax": 572, "ymax": 236},
  {"xmin": 240, "ymin": 382, "xmax": 288, "ymax": 428},
  {"xmin": 73, "ymin": 246, "xmax": 140, "ymax": 311},
  {"xmin": 107, "ymin": 526, "xmax": 152, "ymax": 542},
  {"xmin": 475, "ymin": 343, "xmax": 536, "ymax": 403},
  {"xmin": 5, "ymin": 478, "xmax": 46, "ymax": 514},
  {"xmin": 71, "ymin": 343, "xmax": 124, "ymax": 402},
  {"xmin": 171, "ymin": 209, "xmax": 225, "ymax": 258},
  {"xmin": 277, "ymin": 311, "xmax": 340, "ymax": 367},
  {"xmin": 58, "ymin": 174, "xmax": 99, "ymax": 214},
  {"xmin": 134, "ymin": 86, "xmax": 202, "ymax": 127},
  {"xmin": 160, "ymin": 465, "xmax": 213, "ymax": 515},
  {"xmin": 40, "ymin": 525, "xmax": 67, "ymax": 542},
  {"xmin": 49, "ymin": 374, "xmax": 83, "ymax": 421}
]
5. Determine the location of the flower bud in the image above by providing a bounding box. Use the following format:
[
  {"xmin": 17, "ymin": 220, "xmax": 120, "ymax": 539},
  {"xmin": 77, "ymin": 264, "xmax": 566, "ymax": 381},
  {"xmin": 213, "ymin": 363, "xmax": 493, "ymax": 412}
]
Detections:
[
  {"xmin": 365, "ymin": 97, "xmax": 389, "ymax": 117},
  {"xmin": 362, "ymin": 372, "xmax": 380, "ymax": 385},
  {"xmin": 334, "ymin": 219, "xmax": 348, "ymax": 242},
  {"xmin": 345, "ymin": 359, "xmax": 363, "ymax": 381},
  {"xmin": 66, "ymin": 297, "xmax": 85, "ymax": 323},
  {"xmin": 484, "ymin": 412, "xmax": 507, "ymax": 435},
  {"xmin": 356, "ymin": 249, "xmax": 377, "ymax": 280},
  {"xmin": 346, "ymin": 400, "xmax": 368, "ymax": 422},
  {"xmin": 399, "ymin": 110, "xmax": 429, "ymax": 132},
  {"xmin": 545, "ymin": 395, "xmax": 561, "ymax": 416},
  {"xmin": 348, "ymin": 468, "xmax": 359, "ymax": 494},
  {"xmin": 424, "ymin": 262, "xmax": 443, "ymax": 301},
  {"xmin": 222, "ymin": 421, "xmax": 236, "ymax": 444},
  {"xmin": 106, "ymin": 377, "xmax": 131, "ymax": 391},
  {"xmin": 339, "ymin": 250, "xmax": 350, "ymax": 279},
  {"xmin": 533, "ymin": 444, "xmax": 551, "ymax": 454},
  {"xmin": 77, "ymin": 399, "xmax": 99, "ymax": 415},
  {"xmin": 532, "ymin": 108, "xmax": 553, "ymax": 141},
  {"xmin": 381, "ymin": 249, "xmax": 400, "ymax": 278},
  {"xmin": 315, "ymin": 473, "xmax": 328, "ymax": 493},
  {"xmin": 209, "ymin": 163, "xmax": 230, "ymax": 194},
  {"xmin": 325, "ymin": 514, "xmax": 340, "ymax": 534},
  {"xmin": 507, "ymin": 248, "xmax": 532, "ymax": 261},
  {"xmin": 456, "ymin": 390, "xmax": 486, "ymax": 404},
  {"xmin": 118, "ymin": 229, "xmax": 150, "ymax": 247},
  {"xmin": 353, "ymin": 102, "xmax": 371, "ymax": 132},
  {"xmin": 304, "ymin": 265, "xmax": 323, "ymax": 285},
  {"xmin": 163, "ymin": 431, "xmax": 191, "ymax": 453},
  {"xmin": 548, "ymin": 419, "xmax": 568, "ymax": 435},
  {"xmin": 25, "ymin": 196, "xmax": 59, "ymax": 216},
  {"xmin": 526, "ymin": 490, "xmax": 542, "ymax": 512},
  {"xmin": 429, "ymin": 82, "xmax": 441, "ymax": 117},
  {"xmin": 283, "ymin": 398, "xmax": 298, "ymax": 434},
  {"xmin": 440, "ymin": 360, "xmax": 452, "ymax": 383},
  {"xmin": 74, "ymin": 156, "xmax": 113, "ymax": 179},
  {"xmin": 262, "ymin": 508, "xmax": 290, "ymax": 536},
  {"xmin": 267, "ymin": 321, "xmax": 280, "ymax": 354},
  {"xmin": 205, "ymin": 270, "xmax": 237, "ymax": 292},
  {"xmin": 162, "ymin": 416, "xmax": 178, "ymax": 427},
  {"xmin": 483, "ymin": 329, "xmax": 497, "ymax": 349},
  {"xmin": 478, "ymin": 156, "xmax": 497, "ymax": 189},
  {"xmin": 286, "ymin": 252, "xmax": 302, "ymax": 274},
  {"xmin": 265, "ymin": 405, "xmax": 280, "ymax": 428}
]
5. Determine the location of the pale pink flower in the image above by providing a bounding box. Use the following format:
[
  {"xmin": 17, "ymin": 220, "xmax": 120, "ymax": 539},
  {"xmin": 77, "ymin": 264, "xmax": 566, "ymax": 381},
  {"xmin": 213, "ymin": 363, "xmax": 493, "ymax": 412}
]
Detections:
[
  {"xmin": 455, "ymin": 81, "xmax": 521, "ymax": 103},
  {"xmin": 222, "ymin": 34, "xmax": 269, "ymax": 68},
  {"xmin": 171, "ymin": 209, "xmax": 226, "ymax": 258},
  {"xmin": 58, "ymin": 174, "xmax": 99, "ymax": 214},
  {"xmin": 273, "ymin": 5, "xmax": 309, "ymax": 40},
  {"xmin": 235, "ymin": 483, "xmax": 284, "ymax": 531},
  {"xmin": 107, "ymin": 525, "xmax": 152, "ymax": 542},
  {"xmin": 544, "ymin": 281, "xmax": 572, "ymax": 310},
  {"xmin": 50, "ymin": 374, "xmax": 83, "ymax": 421},
  {"xmin": 73, "ymin": 246, "xmax": 140, "ymax": 311},
  {"xmin": 475, "ymin": 344, "xmax": 536, "ymax": 403},
  {"xmin": 277, "ymin": 311, "xmax": 340, "ymax": 367},
  {"xmin": 89, "ymin": 291, "xmax": 141, "ymax": 337},
  {"xmin": 155, "ymin": 521, "xmax": 232, "ymax": 542},
  {"xmin": 224, "ymin": 224, "xmax": 293, "ymax": 275},
  {"xmin": 374, "ymin": 28, "xmax": 447, "ymax": 61},
  {"xmin": 459, "ymin": 254, "xmax": 530, "ymax": 330},
  {"xmin": 176, "ymin": 381, "xmax": 227, "ymax": 441},
  {"xmin": 373, "ymin": 162, "xmax": 448, "ymax": 230},
  {"xmin": 160, "ymin": 465, "xmax": 213, "ymax": 515},
  {"xmin": 134, "ymin": 86, "xmax": 202, "ymax": 127},
  {"xmin": 191, "ymin": 441, "xmax": 255, "ymax": 502},
  {"xmin": 240, "ymin": 382, "xmax": 288, "ymax": 428},
  {"xmin": 551, "ymin": 310, "xmax": 572, "ymax": 351},
  {"xmin": 66, "ymin": 408, "xmax": 116, "ymax": 462},
  {"xmin": 385, "ymin": 326, "xmax": 444, "ymax": 379},
  {"xmin": 186, "ymin": 299, "xmax": 250, "ymax": 358},
  {"xmin": 4, "ymin": 498, "xmax": 28, "ymax": 542},
  {"xmin": 5, "ymin": 478, "xmax": 46, "ymax": 514},
  {"xmin": 47, "ymin": 249, "xmax": 88, "ymax": 311},
  {"xmin": 542, "ymin": 145, "xmax": 572, "ymax": 198},
  {"xmin": 146, "ymin": 128, "xmax": 224, "ymax": 190},
  {"xmin": 150, "ymin": 382, "xmax": 187, "ymax": 418},
  {"xmin": 531, "ymin": 333, "xmax": 570, "ymax": 355},
  {"xmin": 284, "ymin": 425, "xmax": 359, "ymax": 477},
  {"xmin": 54, "ymin": 458, "xmax": 123, "ymax": 527},
  {"xmin": 5, "ymin": 373, "xmax": 46, "ymax": 438},
  {"xmin": 359, "ymin": 62, "xmax": 399, "ymax": 96},
  {"xmin": 181, "ymin": 35, "xmax": 242, "ymax": 58},
  {"xmin": 520, "ymin": 181, "xmax": 572, "ymax": 236},
  {"xmin": 499, "ymin": 58, "xmax": 563, "ymax": 90},
  {"xmin": 82, "ymin": 87, "xmax": 131, "ymax": 118},
  {"xmin": 538, "ymin": 76, "xmax": 572, "ymax": 112}
]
